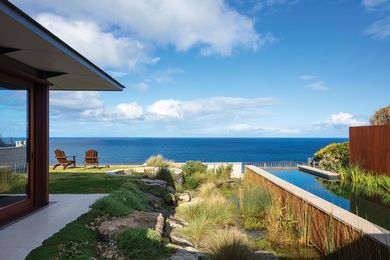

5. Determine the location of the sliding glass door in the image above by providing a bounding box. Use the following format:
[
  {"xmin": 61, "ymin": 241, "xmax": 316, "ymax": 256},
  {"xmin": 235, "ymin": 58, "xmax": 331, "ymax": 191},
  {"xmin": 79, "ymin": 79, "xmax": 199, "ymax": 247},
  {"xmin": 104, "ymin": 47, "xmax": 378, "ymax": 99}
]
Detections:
[{"xmin": 0, "ymin": 78, "xmax": 32, "ymax": 213}]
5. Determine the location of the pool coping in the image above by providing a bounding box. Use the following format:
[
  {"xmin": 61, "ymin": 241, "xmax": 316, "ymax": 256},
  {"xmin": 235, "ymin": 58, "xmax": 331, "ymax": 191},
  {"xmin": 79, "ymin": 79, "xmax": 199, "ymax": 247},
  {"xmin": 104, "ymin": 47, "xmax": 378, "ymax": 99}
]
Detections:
[
  {"xmin": 298, "ymin": 165, "xmax": 340, "ymax": 180},
  {"xmin": 247, "ymin": 165, "xmax": 390, "ymax": 248}
]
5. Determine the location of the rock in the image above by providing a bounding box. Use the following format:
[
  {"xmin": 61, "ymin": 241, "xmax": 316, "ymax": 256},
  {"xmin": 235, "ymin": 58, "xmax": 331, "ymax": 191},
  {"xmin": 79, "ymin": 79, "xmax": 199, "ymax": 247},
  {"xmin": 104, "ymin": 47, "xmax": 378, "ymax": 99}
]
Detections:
[
  {"xmin": 169, "ymin": 217, "xmax": 187, "ymax": 229},
  {"xmin": 168, "ymin": 244, "xmax": 204, "ymax": 260},
  {"xmin": 167, "ymin": 185, "xmax": 176, "ymax": 194},
  {"xmin": 253, "ymin": 250, "xmax": 278, "ymax": 259},
  {"xmin": 178, "ymin": 192, "xmax": 191, "ymax": 202},
  {"xmin": 98, "ymin": 211, "xmax": 165, "ymax": 237},
  {"xmin": 140, "ymin": 178, "xmax": 168, "ymax": 187},
  {"xmin": 170, "ymin": 235, "xmax": 194, "ymax": 247}
]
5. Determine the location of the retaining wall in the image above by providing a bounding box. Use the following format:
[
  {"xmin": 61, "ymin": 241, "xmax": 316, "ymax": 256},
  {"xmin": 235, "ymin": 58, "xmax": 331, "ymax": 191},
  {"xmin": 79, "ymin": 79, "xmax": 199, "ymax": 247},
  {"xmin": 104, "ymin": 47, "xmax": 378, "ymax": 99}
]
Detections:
[{"xmin": 246, "ymin": 165, "xmax": 390, "ymax": 258}]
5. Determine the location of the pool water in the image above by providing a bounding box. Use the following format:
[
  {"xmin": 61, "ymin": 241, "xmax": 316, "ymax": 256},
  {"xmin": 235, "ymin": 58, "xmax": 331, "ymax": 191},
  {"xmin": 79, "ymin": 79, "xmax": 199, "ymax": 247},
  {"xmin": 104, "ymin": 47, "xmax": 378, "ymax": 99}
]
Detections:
[{"xmin": 266, "ymin": 169, "xmax": 390, "ymax": 231}]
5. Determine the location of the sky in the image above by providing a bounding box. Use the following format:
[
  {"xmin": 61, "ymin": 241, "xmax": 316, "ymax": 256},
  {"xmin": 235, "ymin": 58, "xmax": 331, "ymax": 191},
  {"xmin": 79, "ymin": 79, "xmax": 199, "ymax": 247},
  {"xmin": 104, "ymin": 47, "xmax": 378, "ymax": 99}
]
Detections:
[{"xmin": 1, "ymin": 0, "xmax": 390, "ymax": 137}]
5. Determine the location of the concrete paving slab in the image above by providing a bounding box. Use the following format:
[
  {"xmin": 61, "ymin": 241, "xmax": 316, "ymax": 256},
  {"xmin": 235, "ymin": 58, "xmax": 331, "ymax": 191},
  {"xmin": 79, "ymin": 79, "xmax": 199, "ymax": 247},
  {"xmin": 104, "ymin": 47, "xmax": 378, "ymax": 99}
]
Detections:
[{"xmin": 0, "ymin": 194, "xmax": 106, "ymax": 260}]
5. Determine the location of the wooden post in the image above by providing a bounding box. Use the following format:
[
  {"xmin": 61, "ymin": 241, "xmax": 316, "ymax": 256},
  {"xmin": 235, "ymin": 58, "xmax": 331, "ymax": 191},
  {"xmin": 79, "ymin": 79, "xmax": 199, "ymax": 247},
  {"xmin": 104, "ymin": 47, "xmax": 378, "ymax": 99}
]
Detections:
[{"xmin": 32, "ymin": 83, "xmax": 49, "ymax": 206}]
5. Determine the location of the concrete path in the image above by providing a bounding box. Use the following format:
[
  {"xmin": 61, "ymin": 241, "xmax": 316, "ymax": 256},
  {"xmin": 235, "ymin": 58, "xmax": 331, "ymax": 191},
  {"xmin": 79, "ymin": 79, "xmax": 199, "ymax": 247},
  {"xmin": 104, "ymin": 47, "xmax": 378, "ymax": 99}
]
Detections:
[{"xmin": 0, "ymin": 194, "xmax": 106, "ymax": 260}]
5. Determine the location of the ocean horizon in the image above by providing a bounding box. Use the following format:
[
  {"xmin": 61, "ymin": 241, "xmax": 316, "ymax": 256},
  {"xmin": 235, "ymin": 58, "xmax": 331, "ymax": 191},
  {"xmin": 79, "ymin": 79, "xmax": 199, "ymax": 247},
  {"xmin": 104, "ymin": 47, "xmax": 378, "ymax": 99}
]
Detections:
[{"xmin": 48, "ymin": 137, "xmax": 348, "ymax": 165}]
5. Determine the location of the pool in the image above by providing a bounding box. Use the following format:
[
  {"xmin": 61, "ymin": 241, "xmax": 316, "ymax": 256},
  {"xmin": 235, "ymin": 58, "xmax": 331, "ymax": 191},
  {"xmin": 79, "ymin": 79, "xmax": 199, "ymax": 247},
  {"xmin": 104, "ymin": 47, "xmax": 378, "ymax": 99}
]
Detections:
[{"xmin": 266, "ymin": 169, "xmax": 390, "ymax": 231}]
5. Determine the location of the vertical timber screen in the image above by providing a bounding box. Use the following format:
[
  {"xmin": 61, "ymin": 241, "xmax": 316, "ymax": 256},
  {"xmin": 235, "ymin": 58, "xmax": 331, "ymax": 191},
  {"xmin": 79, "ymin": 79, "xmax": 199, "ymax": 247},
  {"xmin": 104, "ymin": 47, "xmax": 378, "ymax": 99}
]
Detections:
[{"xmin": 349, "ymin": 125, "xmax": 390, "ymax": 176}]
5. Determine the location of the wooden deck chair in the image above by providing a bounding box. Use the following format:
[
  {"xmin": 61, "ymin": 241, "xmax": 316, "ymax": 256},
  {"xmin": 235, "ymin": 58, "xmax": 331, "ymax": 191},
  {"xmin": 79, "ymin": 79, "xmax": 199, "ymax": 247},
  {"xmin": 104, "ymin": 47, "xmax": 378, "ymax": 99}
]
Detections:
[
  {"xmin": 84, "ymin": 150, "xmax": 99, "ymax": 167},
  {"xmin": 53, "ymin": 149, "xmax": 76, "ymax": 170}
]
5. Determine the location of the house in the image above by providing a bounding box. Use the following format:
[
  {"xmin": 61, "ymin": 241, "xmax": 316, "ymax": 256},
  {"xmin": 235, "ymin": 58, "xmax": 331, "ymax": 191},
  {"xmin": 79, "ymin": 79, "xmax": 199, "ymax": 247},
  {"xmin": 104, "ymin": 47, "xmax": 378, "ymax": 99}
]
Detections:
[{"xmin": 0, "ymin": 0, "xmax": 124, "ymax": 225}]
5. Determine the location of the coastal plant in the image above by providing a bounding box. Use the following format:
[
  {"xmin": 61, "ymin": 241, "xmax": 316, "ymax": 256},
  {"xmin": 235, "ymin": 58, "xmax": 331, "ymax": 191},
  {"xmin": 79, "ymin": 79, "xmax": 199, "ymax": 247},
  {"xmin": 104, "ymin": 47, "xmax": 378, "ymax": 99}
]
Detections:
[
  {"xmin": 177, "ymin": 183, "xmax": 238, "ymax": 248},
  {"xmin": 370, "ymin": 105, "xmax": 390, "ymax": 125},
  {"xmin": 118, "ymin": 227, "xmax": 167, "ymax": 260},
  {"xmin": 238, "ymin": 178, "xmax": 272, "ymax": 230},
  {"xmin": 198, "ymin": 182, "xmax": 217, "ymax": 198},
  {"xmin": 183, "ymin": 172, "xmax": 209, "ymax": 190},
  {"xmin": 314, "ymin": 142, "xmax": 349, "ymax": 172},
  {"xmin": 181, "ymin": 216, "xmax": 215, "ymax": 248},
  {"xmin": 208, "ymin": 228, "xmax": 254, "ymax": 260},
  {"xmin": 182, "ymin": 160, "xmax": 208, "ymax": 175},
  {"xmin": 177, "ymin": 194, "xmax": 236, "ymax": 226},
  {"xmin": 215, "ymin": 164, "xmax": 233, "ymax": 180},
  {"xmin": 145, "ymin": 154, "xmax": 174, "ymax": 168}
]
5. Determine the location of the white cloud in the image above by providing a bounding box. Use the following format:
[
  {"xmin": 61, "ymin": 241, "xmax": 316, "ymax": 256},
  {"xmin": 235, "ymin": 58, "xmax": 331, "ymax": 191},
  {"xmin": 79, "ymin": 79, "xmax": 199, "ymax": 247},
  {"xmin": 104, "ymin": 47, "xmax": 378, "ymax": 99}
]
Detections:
[
  {"xmin": 307, "ymin": 81, "xmax": 328, "ymax": 91},
  {"xmin": 36, "ymin": 13, "xmax": 158, "ymax": 71},
  {"xmin": 130, "ymin": 82, "xmax": 149, "ymax": 91},
  {"xmin": 365, "ymin": 16, "xmax": 390, "ymax": 39},
  {"xmin": 317, "ymin": 112, "xmax": 367, "ymax": 129},
  {"xmin": 228, "ymin": 123, "xmax": 299, "ymax": 134},
  {"xmin": 146, "ymin": 97, "xmax": 277, "ymax": 120},
  {"xmin": 50, "ymin": 91, "xmax": 103, "ymax": 111},
  {"xmin": 300, "ymin": 74, "xmax": 316, "ymax": 81},
  {"xmin": 82, "ymin": 102, "xmax": 144, "ymax": 121},
  {"xmin": 49, "ymin": 94, "xmax": 278, "ymax": 123},
  {"xmin": 14, "ymin": 0, "xmax": 265, "ymax": 57}
]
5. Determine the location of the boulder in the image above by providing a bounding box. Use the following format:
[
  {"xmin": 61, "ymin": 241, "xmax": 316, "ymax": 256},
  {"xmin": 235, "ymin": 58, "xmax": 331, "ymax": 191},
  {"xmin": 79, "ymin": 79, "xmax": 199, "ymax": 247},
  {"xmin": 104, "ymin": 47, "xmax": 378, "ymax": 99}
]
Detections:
[{"xmin": 98, "ymin": 211, "xmax": 164, "ymax": 238}]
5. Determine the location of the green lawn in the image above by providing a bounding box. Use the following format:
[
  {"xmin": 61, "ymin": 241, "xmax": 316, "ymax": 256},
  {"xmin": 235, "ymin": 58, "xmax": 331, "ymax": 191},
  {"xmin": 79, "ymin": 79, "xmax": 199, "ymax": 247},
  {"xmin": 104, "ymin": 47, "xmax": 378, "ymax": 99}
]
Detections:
[{"xmin": 4, "ymin": 169, "xmax": 142, "ymax": 194}]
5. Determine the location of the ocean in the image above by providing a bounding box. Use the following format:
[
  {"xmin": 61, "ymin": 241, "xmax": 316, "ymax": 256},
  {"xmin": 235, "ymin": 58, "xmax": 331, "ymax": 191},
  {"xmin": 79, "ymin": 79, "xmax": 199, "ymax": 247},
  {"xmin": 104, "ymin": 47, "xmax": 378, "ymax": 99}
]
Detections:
[{"xmin": 49, "ymin": 137, "xmax": 348, "ymax": 165}]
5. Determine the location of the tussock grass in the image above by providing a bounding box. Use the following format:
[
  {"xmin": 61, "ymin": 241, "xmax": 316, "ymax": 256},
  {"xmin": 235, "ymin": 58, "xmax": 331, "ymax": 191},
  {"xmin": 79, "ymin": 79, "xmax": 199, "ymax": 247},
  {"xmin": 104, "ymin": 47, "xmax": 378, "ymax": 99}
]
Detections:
[
  {"xmin": 208, "ymin": 228, "xmax": 254, "ymax": 260},
  {"xmin": 239, "ymin": 178, "xmax": 272, "ymax": 230},
  {"xmin": 215, "ymin": 164, "xmax": 233, "ymax": 180},
  {"xmin": 177, "ymin": 183, "xmax": 240, "ymax": 250},
  {"xmin": 145, "ymin": 154, "xmax": 174, "ymax": 168}
]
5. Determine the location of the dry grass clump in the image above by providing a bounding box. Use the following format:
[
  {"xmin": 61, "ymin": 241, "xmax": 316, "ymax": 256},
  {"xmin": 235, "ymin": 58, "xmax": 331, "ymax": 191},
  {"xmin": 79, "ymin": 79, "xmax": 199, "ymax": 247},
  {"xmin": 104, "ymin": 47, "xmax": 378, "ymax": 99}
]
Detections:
[
  {"xmin": 177, "ymin": 183, "xmax": 242, "ymax": 251},
  {"xmin": 145, "ymin": 154, "xmax": 174, "ymax": 168},
  {"xmin": 208, "ymin": 228, "xmax": 254, "ymax": 260}
]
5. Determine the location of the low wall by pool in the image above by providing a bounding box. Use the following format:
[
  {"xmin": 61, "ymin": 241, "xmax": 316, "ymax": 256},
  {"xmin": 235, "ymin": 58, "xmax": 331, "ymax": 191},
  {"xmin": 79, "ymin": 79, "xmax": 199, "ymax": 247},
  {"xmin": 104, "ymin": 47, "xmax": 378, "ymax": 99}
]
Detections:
[{"xmin": 246, "ymin": 165, "xmax": 390, "ymax": 258}]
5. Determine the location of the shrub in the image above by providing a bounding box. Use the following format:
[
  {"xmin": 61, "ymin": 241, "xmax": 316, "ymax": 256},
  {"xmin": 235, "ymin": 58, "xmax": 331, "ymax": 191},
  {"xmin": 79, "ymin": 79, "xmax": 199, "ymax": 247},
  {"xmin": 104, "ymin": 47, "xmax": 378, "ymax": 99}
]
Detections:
[
  {"xmin": 215, "ymin": 164, "xmax": 233, "ymax": 180},
  {"xmin": 145, "ymin": 154, "xmax": 174, "ymax": 168},
  {"xmin": 370, "ymin": 105, "xmax": 390, "ymax": 125},
  {"xmin": 182, "ymin": 160, "xmax": 208, "ymax": 175},
  {"xmin": 208, "ymin": 228, "xmax": 254, "ymax": 260},
  {"xmin": 155, "ymin": 167, "xmax": 175, "ymax": 188},
  {"xmin": 90, "ymin": 189, "xmax": 146, "ymax": 217},
  {"xmin": 314, "ymin": 142, "xmax": 349, "ymax": 172},
  {"xmin": 183, "ymin": 172, "xmax": 208, "ymax": 190},
  {"xmin": 118, "ymin": 227, "xmax": 166, "ymax": 260}
]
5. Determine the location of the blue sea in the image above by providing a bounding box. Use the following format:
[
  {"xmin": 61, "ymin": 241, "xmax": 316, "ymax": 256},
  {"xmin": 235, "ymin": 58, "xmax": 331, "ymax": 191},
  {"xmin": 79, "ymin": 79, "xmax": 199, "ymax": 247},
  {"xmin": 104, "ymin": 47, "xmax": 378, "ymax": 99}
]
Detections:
[{"xmin": 49, "ymin": 138, "xmax": 348, "ymax": 165}]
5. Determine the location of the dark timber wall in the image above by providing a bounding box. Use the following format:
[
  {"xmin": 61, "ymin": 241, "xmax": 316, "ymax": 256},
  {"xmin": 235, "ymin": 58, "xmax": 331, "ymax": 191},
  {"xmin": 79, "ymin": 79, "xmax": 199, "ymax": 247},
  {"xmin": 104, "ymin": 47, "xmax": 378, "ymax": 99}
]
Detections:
[{"xmin": 349, "ymin": 125, "xmax": 390, "ymax": 176}]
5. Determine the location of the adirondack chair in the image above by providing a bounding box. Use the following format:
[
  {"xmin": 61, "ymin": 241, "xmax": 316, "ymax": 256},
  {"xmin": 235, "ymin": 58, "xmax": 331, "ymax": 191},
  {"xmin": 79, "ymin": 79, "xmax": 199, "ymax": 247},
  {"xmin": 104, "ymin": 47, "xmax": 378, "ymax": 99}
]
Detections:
[
  {"xmin": 53, "ymin": 149, "xmax": 76, "ymax": 170},
  {"xmin": 84, "ymin": 150, "xmax": 99, "ymax": 167}
]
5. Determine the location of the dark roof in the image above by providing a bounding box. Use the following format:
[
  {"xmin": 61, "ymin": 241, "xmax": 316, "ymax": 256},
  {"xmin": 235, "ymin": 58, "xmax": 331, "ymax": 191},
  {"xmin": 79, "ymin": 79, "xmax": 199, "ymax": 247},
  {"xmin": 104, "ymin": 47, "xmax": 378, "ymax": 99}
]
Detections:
[{"xmin": 0, "ymin": 0, "xmax": 125, "ymax": 91}]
